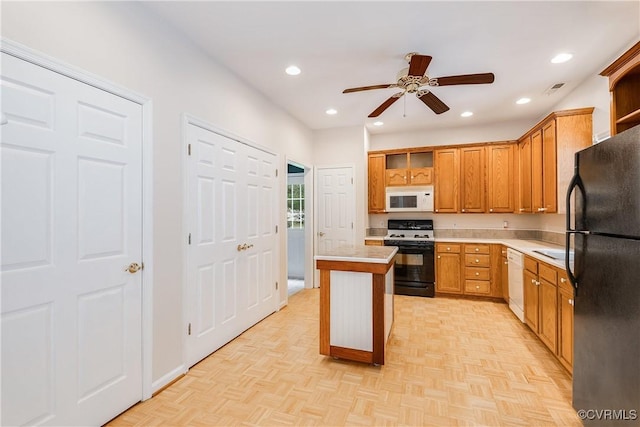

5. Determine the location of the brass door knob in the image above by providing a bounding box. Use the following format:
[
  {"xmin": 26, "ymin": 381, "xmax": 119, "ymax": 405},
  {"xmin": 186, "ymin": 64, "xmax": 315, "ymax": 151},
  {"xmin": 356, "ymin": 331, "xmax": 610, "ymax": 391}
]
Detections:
[{"xmin": 125, "ymin": 263, "xmax": 142, "ymax": 274}]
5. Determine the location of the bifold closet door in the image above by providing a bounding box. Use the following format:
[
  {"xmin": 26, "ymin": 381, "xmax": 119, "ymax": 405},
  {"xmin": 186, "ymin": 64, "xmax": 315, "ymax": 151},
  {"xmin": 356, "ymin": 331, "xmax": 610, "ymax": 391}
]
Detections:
[
  {"xmin": 186, "ymin": 122, "xmax": 278, "ymax": 367},
  {"xmin": 1, "ymin": 52, "xmax": 143, "ymax": 426}
]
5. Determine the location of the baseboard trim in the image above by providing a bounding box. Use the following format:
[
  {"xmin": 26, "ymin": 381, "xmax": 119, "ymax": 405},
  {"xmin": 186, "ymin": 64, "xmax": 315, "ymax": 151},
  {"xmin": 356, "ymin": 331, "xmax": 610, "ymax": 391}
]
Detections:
[{"xmin": 151, "ymin": 364, "xmax": 187, "ymax": 396}]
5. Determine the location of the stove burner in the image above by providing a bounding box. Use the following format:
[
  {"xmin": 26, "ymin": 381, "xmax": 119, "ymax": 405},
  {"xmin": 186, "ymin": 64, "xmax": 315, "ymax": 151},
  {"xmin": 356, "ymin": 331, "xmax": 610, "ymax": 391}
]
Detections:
[{"xmin": 389, "ymin": 234, "xmax": 405, "ymax": 238}]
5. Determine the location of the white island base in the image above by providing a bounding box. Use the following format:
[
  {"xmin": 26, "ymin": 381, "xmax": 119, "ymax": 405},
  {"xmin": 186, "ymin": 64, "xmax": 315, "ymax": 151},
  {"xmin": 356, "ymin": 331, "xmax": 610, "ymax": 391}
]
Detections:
[{"xmin": 315, "ymin": 245, "xmax": 397, "ymax": 365}]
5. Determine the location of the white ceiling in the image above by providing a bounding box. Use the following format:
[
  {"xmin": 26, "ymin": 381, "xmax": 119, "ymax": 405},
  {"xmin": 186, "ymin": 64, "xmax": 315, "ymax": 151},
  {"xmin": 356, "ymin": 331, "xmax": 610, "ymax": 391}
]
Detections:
[{"xmin": 144, "ymin": 1, "xmax": 640, "ymax": 135}]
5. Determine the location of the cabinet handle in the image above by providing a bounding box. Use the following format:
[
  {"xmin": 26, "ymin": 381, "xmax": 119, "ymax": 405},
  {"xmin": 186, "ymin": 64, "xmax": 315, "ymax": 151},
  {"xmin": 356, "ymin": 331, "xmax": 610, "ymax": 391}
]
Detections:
[
  {"xmin": 435, "ymin": 209, "xmax": 439, "ymax": 212},
  {"xmin": 519, "ymin": 208, "xmax": 526, "ymax": 212},
  {"xmin": 531, "ymin": 278, "xmax": 536, "ymax": 284},
  {"xmin": 437, "ymin": 255, "xmax": 441, "ymax": 259},
  {"xmin": 560, "ymin": 278, "xmax": 566, "ymax": 283},
  {"xmin": 446, "ymin": 247, "xmax": 451, "ymax": 251},
  {"xmin": 490, "ymin": 209, "xmax": 493, "ymax": 212},
  {"xmin": 462, "ymin": 209, "xmax": 466, "ymax": 212},
  {"xmin": 537, "ymin": 207, "xmax": 547, "ymax": 212},
  {"xmin": 475, "ymin": 248, "xmax": 479, "ymax": 252},
  {"xmin": 501, "ymin": 250, "xmax": 506, "ymax": 254},
  {"xmin": 476, "ymin": 285, "xmax": 480, "ymax": 289},
  {"xmin": 475, "ymin": 259, "xmax": 480, "ymax": 263},
  {"xmin": 536, "ymin": 280, "xmax": 540, "ymax": 286},
  {"xmin": 569, "ymin": 299, "xmax": 574, "ymax": 306},
  {"xmin": 504, "ymin": 261, "xmax": 509, "ymax": 265},
  {"xmin": 475, "ymin": 272, "xmax": 480, "ymax": 276},
  {"xmin": 411, "ymin": 175, "xmax": 414, "ymax": 179}
]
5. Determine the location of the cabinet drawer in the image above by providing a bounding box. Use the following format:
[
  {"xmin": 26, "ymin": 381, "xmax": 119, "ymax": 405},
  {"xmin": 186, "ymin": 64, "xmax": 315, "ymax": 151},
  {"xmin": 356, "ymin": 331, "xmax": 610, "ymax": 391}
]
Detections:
[
  {"xmin": 464, "ymin": 254, "xmax": 490, "ymax": 267},
  {"xmin": 539, "ymin": 263, "xmax": 557, "ymax": 285},
  {"xmin": 558, "ymin": 270, "xmax": 573, "ymax": 293},
  {"xmin": 465, "ymin": 280, "xmax": 491, "ymax": 295},
  {"xmin": 364, "ymin": 239, "xmax": 383, "ymax": 246},
  {"xmin": 524, "ymin": 256, "xmax": 538, "ymax": 273},
  {"xmin": 464, "ymin": 244, "xmax": 490, "ymax": 254},
  {"xmin": 464, "ymin": 267, "xmax": 490, "ymax": 280},
  {"xmin": 436, "ymin": 243, "xmax": 461, "ymax": 253}
]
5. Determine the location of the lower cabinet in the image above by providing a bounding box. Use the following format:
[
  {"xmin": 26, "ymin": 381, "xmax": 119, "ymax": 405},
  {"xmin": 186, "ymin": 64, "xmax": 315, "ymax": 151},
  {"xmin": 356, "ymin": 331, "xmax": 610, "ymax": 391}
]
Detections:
[
  {"xmin": 557, "ymin": 270, "xmax": 574, "ymax": 373},
  {"xmin": 435, "ymin": 243, "xmax": 462, "ymax": 294},
  {"xmin": 364, "ymin": 239, "xmax": 383, "ymax": 246},
  {"xmin": 523, "ymin": 255, "xmax": 573, "ymax": 373},
  {"xmin": 436, "ymin": 243, "xmax": 502, "ymax": 298}
]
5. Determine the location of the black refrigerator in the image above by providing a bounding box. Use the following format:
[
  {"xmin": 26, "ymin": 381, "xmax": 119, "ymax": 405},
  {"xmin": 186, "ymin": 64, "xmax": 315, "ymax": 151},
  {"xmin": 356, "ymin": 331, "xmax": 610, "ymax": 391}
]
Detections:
[{"xmin": 566, "ymin": 125, "xmax": 640, "ymax": 426}]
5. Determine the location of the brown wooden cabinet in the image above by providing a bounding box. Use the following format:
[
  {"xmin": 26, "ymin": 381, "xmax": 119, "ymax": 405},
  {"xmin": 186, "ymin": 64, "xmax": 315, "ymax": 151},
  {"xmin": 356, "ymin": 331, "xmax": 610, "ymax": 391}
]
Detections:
[
  {"xmin": 463, "ymin": 244, "xmax": 490, "ymax": 295},
  {"xmin": 518, "ymin": 136, "xmax": 532, "ymax": 213},
  {"xmin": 435, "ymin": 243, "xmax": 462, "ymax": 294},
  {"xmin": 364, "ymin": 239, "xmax": 383, "ymax": 246},
  {"xmin": 459, "ymin": 147, "xmax": 486, "ymax": 213},
  {"xmin": 600, "ymin": 41, "xmax": 640, "ymax": 135},
  {"xmin": 538, "ymin": 263, "xmax": 558, "ymax": 353},
  {"xmin": 518, "ymin": 108, "xmax": 593, "ymax": 214},
  {"xmin": 385, "ymin": 151, "xmax": 434, "ymax": 187},
  {"xmin": 523, "ymin": 261, "xmax": 539, "ymax": 332},
  {"xmin": 367, "ymin": 154, "xmax": 386, "ymax": 213},
  {"xmin": 434, "ymin": 148, "xmax": 459, "ymax": 213},
  {"xmin": 487, "ymin": 144, "xmax": 515, "ymax": 213},
  {"xmin": 557, "ymin": 269, "xmax": 574, "ymax": 373}
]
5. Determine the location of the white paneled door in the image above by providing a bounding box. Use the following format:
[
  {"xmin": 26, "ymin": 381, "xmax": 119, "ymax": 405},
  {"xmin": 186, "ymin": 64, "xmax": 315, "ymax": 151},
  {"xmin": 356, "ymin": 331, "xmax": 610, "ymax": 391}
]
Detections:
[
  {"xmin": 186, "ymin": 121, "xmax": 278, "ymax": 367},
  {"xmin": 316, "ymin": 166, "xmax": 355, "ymax": 253},
  {"xmin": 0, "ymin": 53, "xmax": 143, "ymax": 426}
]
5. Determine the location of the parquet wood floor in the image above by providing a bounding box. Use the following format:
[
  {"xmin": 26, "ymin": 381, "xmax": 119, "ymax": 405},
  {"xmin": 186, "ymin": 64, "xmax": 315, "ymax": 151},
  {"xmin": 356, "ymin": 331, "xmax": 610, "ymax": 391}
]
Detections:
[{"xmin": 108, "ymin": 289, "xmax": 581, "ymax": 426}]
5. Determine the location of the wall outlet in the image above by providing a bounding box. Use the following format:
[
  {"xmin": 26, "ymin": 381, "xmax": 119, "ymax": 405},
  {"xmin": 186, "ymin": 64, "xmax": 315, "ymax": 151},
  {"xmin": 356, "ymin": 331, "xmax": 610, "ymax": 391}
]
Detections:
[{"xmin": 503, "ymin": 221, "xmax": 508, "ymax": 229}]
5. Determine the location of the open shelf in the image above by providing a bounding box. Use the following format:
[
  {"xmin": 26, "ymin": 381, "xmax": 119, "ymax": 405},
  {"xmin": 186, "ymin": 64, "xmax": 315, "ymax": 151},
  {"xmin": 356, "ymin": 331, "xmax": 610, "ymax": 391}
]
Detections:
[{"xmin": 616, "ymin": 108, "xmax": 640, "ymax": 125}]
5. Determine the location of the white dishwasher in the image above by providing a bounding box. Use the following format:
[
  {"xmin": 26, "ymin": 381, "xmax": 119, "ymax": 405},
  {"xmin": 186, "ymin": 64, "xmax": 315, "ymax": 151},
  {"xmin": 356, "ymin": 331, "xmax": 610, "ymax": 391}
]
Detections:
[{"xmin": 507, "ymin": 248, "xmax": 525, "ymax": 322}]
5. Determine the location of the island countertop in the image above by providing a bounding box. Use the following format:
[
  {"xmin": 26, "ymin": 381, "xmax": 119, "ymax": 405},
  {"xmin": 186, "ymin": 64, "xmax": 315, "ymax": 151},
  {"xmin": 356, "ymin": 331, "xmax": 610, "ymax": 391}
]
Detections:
[{"xmin": 314, "ymin": 245, "xmax": 398, "ymax": 264}]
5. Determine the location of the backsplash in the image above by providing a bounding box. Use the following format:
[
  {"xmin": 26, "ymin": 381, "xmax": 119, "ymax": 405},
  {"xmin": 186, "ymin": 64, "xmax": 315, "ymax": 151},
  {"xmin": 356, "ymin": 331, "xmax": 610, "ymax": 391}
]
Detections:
[{"xmin": 366, "ymin": 227, "xmax": 566, "ymax": 246}]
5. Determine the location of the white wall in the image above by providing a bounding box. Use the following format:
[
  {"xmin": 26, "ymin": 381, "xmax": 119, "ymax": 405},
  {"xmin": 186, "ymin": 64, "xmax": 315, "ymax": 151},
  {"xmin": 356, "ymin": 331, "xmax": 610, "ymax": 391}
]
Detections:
[
  {"xmin": 1, "ymin": 1, "xmax": 314, "ymax": 386},
  {"xmin": 312, "ymin": 126, "xmax": 368, "ymax": 244}
]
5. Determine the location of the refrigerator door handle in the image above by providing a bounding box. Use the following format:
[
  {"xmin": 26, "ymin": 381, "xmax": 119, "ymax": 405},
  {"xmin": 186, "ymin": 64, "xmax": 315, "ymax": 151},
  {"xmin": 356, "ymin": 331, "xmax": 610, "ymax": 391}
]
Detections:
[{"xmin": 566, "ymin": 160, "xmax": 586, "ymax": 293}]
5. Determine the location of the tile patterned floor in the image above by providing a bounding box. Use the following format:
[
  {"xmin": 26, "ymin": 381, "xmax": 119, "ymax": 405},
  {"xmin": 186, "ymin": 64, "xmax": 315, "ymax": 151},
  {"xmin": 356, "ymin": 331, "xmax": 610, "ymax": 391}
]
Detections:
[{"xmin": 108, "ymin": 290, "xmax": 581, "ymax": 426}]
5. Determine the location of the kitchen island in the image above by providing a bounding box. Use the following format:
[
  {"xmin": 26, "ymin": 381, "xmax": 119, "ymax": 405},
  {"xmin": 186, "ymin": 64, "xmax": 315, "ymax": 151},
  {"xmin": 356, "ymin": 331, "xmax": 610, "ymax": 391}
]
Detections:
[{"xmin": 315, "ymin": 245, "xmax": 398, "ymax": 365}]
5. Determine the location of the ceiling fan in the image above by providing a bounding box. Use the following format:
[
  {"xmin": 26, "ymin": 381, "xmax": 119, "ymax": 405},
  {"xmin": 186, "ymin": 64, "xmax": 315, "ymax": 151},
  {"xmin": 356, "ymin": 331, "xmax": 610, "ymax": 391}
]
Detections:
[{"xmin": 343, "ymin": 53, "xmax": 495, "ymax": 117}]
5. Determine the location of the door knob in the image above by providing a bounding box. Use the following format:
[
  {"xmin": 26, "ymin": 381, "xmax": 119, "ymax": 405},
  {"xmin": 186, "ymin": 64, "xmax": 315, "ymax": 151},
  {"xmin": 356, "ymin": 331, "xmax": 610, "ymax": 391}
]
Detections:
[
  {"xmin": 125, "ymin": 263, "xmax": 142, "ymax": 274},
  {"xmin": 318, "ymin": 232, "xmax": 325, "ymax": 237}
]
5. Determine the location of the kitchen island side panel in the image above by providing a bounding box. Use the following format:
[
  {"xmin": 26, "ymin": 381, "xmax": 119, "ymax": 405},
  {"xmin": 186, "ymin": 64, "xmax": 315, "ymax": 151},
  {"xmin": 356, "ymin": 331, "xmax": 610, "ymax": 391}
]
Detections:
[{"xmin": 329, "ymin": 271, "xmax": 373, "ymax": 352}]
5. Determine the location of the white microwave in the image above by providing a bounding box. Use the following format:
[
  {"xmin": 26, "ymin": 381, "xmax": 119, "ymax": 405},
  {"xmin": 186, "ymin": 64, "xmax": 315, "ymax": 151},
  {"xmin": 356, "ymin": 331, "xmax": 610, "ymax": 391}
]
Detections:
[{"xmin": 386, "ymin": 186, "xmax": 434, "ymax": 212}]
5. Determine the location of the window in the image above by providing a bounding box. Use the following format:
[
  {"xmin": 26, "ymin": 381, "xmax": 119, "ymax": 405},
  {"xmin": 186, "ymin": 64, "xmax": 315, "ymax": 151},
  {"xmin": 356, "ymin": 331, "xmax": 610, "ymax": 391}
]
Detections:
[{"xmin": 287, "ymin": 183, "xmax": 304, "ymax": 228}]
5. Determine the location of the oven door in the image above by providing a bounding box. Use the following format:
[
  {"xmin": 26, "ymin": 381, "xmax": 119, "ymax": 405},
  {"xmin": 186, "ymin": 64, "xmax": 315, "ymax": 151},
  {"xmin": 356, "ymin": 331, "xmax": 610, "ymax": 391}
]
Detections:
[{"xmin": 393, "ymin": 246, "xmax": 435, "ymax": 286}]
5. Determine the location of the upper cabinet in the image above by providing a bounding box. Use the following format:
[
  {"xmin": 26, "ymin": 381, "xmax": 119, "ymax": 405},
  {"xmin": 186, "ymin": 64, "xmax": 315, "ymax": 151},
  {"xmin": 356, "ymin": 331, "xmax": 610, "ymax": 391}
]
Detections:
[
  {"xmin": 434, "ymin": 142, "xmax": 517, "ymax": 214},
  {"xmin": 384, "ymin": 150, "xmax": 434, "ymax": 187},
  {"xmin": 487, "ymin": 144, "xmax": 516, "ymax": 213},
  {"xmin": 434, "ymin": 148, "xmax": 460, "ymax": 213},
  {"xmin": 518, "ymin": 108, "xmax": 593, "ymax": 214},
  {"xmin": 368, "ymin": 153, "xmax": 386, "ymax": 213},
  {"xmin": 459, "ymin": 146, "xmax": 486, "ymax": 213},
  {"xmin": 600, "ymin": 41, "xmax": 640, "ymax": 136},
  {"xmin": 367, "ymin": 149, "xmax": 433, "ymax": 213}
]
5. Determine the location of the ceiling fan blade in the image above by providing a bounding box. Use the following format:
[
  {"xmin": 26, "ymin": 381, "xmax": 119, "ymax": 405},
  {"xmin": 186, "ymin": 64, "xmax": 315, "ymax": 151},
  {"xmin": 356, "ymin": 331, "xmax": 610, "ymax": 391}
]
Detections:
[
  {"xmin": 408, "ymin": 54, "xmax": 432, "ymax": 77},
  {"xmin": 343, "ymin": 84, "xmax": 397, "ymax": 94},
  {"xmin": 368, "ymin": 92, "xmax": 404, "ymax": 117},
  {"xmin": 416, "ymin": 90, "xmax": 450, "ymax": 114},
  {"xmin": 432, "ymin": 73, "xmax": 495, "ymax": 86}
]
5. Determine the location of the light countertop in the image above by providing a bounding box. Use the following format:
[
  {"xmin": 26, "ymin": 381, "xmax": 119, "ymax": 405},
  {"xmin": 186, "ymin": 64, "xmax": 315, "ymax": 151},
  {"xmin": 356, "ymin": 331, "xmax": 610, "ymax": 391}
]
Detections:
[
  {"xmin": 365, "ymin": 236, "xmax": 570, "ymax": 269},
  {"xmin": 315, "ymin": 245, "xmax": 398, "ymax": 264}
]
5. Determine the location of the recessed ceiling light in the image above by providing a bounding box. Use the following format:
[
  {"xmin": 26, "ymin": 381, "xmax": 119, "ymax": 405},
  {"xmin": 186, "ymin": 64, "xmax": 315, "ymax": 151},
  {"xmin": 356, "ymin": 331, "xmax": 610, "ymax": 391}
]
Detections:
[
  {"xmin": 516, "ymin": 97, "xmax": 531, "ymax": 105},
  {"xmin": 551, "ymin": 53, "xmax": 573, "ymax": 64},
  {"xmin": 325, "ymin": 108, "xmax": 337, "ymax": 115},
  {"xmin": 373, "ymin": 121, "xmax": 384, "ymax": 126},
  {"xmin": 285, "ymin": 65, "xmax": 301, "ymax": 75},
  {"xmin": 460, "ymin": 111, "xmax": 473, "ymax": 117}
]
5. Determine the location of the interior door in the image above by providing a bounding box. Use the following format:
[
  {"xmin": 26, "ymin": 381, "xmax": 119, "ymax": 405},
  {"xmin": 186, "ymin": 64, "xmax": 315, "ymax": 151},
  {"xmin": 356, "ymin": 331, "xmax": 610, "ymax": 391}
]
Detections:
[
  {"xmin": 1, "ymin": 53, "xmax": 143, "ymax": 426},
  {"xmin": 316, "ymin": 166, "xmax": 355, "ymax": 253},
  {"xmin": 186, "ymin": 122, "xmax": 278, "ymax": 367}
]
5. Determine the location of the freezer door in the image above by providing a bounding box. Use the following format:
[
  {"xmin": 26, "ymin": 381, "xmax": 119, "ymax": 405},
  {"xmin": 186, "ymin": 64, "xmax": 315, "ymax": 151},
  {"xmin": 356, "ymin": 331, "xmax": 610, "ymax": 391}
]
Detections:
[
  {"xmin": 575, "ymin": 125, "xmax": 640, "ymax": 238},
  {"xmin": 572, "ymin": 233, "xmax": 640, "ymax": 423}
]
